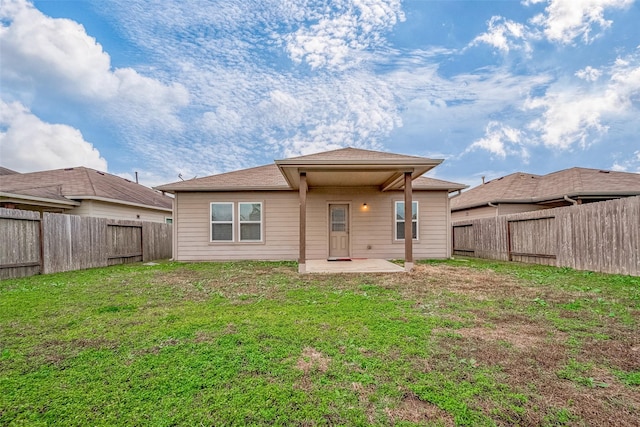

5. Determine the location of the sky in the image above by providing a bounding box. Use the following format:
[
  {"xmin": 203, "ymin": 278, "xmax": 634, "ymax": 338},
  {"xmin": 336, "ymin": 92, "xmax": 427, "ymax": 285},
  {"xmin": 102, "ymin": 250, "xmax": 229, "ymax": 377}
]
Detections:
[{"xmin": 1, "ymin": 0, "xmax": 639, "ymax": 188}]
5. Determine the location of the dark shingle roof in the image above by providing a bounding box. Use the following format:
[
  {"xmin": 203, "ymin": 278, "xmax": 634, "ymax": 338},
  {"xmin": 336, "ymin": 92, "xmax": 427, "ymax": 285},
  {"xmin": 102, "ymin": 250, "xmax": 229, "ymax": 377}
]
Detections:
[
  {"xmin": 0, "ymin": 167, "xmax": 173, "ymax": 210},
  {"xmin": 451, "ymin": 167, "xmax": 640, "ymax": 211}
]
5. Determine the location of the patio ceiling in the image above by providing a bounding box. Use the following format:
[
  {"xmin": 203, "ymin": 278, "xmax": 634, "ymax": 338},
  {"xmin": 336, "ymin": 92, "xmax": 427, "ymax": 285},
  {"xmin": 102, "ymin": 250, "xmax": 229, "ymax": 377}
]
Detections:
[{"xmin": 276, "ymin": 159, "xmax": 443, "ymax": 191}]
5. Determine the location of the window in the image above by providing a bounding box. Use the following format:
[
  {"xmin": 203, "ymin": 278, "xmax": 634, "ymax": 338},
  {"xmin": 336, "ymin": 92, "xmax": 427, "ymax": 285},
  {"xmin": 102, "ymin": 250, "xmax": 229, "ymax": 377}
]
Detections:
[
  {"xmin": 165, "ymin": 218, "xmax": 173, "ymax": 224},
  {"xmin": 239, "ymin": 202, "xmax": 262, "ymax": 241},
  {"xmin": 395, "ymin": 201, "xmax": 418, "ymax": 240},
  {"xmin": 210, "ymin": 202, "xmax": 262, "ymax": 242},
  {"xmin": 211, "ymin": 203, "xmax": 233, "ymax": 241}
]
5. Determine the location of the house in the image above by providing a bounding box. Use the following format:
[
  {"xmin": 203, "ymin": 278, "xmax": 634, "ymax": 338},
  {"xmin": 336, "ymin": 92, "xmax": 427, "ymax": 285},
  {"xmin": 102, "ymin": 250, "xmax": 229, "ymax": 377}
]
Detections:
[
  {"xmin": 155, "ymin": 148, "xmax": 466, "ymax": 272},
  {"xmin": 0, "ymin": 167, "xmax": 173, "ymax": 223},
  {"xmin": 451, "ymin": 167, "xmax": 640, "ymax": 221}
]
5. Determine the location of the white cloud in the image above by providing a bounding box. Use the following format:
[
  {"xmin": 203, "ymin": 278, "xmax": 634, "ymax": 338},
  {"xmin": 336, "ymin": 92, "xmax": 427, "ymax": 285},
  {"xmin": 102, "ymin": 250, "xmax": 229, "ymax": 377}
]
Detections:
[
  {"xmin": 0, "ymin": 100, "xmax": 108, "ymax": 172},
  {"xmin": 473, "ymin": 0, "xmax": 634, "ymax": 54},
  {"xmin": 525, "ymin": 90, "xmax": 610, "ymax": 149},
  {"xmin": 529, "ymin": 0, "xmax": 634, "ymax": 44},
  {"xmin": 471, "ymin": 16, "xmax": 533, "ymax": 53},
  {"xmin": 525, "ymin": 52, "xmax": 640, "ymax": 150},
  {"xmin": 266, "ymin": 73, "xmax": 399, "ymax": 156},
  {"xmin": 466, "ymin": 121, "xmax": 529, "ymax": 160},
  {"xmin": 611, "ymin": 151, "xmax": 640, "ymax": 172},
  {"xmin": 88, "ymin": 0, "xmax": 407, "ymax": 177},
  {"xmin": 575, "ymin": 66, "xmax": 602, "ymax": 81},
  {"xmin": 385, "ymin": 64, "xmax": 552, "ymax": 156},
  {"xmin": 282, "ymin": 0, "xmax": 405, "ymax": 70},
  {"xmin": 0, "ymin": 0, "xmax": 189, "ymax": 128}
]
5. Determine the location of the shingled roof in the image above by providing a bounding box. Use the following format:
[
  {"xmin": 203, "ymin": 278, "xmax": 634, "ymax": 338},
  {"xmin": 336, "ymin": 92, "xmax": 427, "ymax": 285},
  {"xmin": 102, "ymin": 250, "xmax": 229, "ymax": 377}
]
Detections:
[
  {"xmin": 0, "ymin": 166, "xmax": 19, "ymax": 176},
  {"xmin": 450, "ymin": 167, "xmax": 640, "ymax": 211},
  {"xmin": 156, "ymin": 148, "xmax": 466, "ymax": 192},
  {"xmin": 156, "ymin": 164, "xmax": 290, "ymax": 192},
  {"xmin": 0, "ymin": 167, "xmax": 173, "ymax": 210},
  {"xmin": 285, "ymin": 147, "xmax": 431, "ymax": 162}
]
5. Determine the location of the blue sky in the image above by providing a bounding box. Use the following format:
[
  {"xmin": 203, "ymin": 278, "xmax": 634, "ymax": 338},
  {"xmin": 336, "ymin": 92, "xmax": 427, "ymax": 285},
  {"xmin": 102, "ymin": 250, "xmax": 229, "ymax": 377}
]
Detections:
[{"xmin": 1, "ymin": 0, "xmax": 639, "ymax": 187}]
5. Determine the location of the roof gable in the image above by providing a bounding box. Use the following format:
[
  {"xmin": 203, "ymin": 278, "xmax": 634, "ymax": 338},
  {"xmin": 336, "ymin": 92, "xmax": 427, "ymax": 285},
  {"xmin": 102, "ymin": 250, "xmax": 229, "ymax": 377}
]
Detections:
[{"xmin": 284, "ymin": 147, "xmax": 431, "ymax": 162}]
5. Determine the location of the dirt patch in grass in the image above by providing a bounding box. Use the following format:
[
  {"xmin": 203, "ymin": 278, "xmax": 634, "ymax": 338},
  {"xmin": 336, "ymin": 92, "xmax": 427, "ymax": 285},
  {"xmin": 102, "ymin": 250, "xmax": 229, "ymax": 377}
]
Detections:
[
  {"xmin": 537, "ymin": 370, "xmax": 640, "ymax": 427},
  {"xmin": 348, "ymin": 382, "xmax": 455, "ymax": 426},
  {"xmin": 293, "ymin": 347, "xmax": 332, "ymax": 393},
  {"xmin": 391, "ymin": 264, "xmax": 540, "ymax": 302},
  {"xmin": 385, "ymin": 392, "xmax": 455, "ymax": 426},
  {"xmin": 156, "ymin": 263, "xmax": 299, "ymax": 302},
  {"xmin": 578, "ymin": 332, "xmax": 640, "ymax": 372},
  {"xmin": 451, "ymin": 323, "xmax": 554, "ymax": 350},
  {"xmin": 296, "ymin": 347, "xmax": 331, "ymax": 374}
]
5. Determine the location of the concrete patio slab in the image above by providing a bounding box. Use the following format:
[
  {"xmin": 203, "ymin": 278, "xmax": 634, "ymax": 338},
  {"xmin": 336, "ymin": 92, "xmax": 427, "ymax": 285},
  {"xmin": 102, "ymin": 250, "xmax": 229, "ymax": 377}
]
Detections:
[{"xmin": 305, "ymin": 259, "xmax": 405, "ymax": 274}]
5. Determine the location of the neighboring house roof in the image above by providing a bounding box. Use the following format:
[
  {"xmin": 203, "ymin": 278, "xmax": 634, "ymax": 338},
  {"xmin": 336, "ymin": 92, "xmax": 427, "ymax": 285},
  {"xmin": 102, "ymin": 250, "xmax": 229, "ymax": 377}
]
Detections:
[
  {"xmin": 0, "ymin": 167, "xmax": 173, "ymax": 211},
  {"xmin": 0, "ymin": 166, "xmax": 20, "ymax": 176},
  {"xmin": 451, "ymin": 167, "xmax": 640, "ymax": 211},
  {"xmin": 156, "ymin": 148, "xmax": 467, "ymax": 193}
]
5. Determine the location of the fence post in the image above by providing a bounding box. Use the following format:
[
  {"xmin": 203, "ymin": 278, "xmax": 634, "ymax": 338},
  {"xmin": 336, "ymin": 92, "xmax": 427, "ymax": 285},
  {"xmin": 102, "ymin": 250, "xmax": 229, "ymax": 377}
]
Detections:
[
  {"xmin": 506, "ymin": 221, "xmax": 512, "ymax": 261},
  {"xmin": 38, "ymin": 212, "xmax": 44, "ymax": 274}
]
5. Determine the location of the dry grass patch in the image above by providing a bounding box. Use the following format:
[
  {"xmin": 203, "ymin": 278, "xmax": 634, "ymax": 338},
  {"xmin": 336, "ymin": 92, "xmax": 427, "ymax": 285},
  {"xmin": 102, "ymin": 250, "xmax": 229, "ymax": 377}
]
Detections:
[
  {"xmin": 385, "ymin": 392, "xmax": 456, "ymax": 426},
  {"xmin": 451, "ymin": 323, "xmax": 556, "ymax": 351},
  {"xmin": 296, "ymin": 347, "xmax": 331, "ymax": 374}
]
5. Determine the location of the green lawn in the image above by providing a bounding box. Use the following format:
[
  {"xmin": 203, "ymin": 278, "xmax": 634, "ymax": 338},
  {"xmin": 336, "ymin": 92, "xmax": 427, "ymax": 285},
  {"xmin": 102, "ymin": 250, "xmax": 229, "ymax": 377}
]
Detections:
[{"xmin": 1, "ymin": 258, "xmax": 638, "ymax": 426}]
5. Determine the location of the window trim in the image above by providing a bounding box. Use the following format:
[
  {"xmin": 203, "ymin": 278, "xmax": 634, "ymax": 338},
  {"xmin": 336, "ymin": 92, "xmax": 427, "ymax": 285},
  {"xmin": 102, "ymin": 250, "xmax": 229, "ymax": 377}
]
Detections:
[
  {"xmin": 394, "ymin": 200, "xmax": 419, "ymax": 241},
  {"xmin": 210, "ymin": 202, "xmax": 234, "ymax": 242},
  {"xmin": 238, "ymin": 202, "xmax": 263, "ymax": 242}
]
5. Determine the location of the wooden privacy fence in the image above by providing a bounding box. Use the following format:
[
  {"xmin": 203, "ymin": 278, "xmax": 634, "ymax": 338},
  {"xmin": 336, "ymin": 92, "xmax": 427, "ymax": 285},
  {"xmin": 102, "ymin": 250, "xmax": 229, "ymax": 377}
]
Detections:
[
  {"xmin": 0, "ymin": 208, "xmax": 172, "ymax": 280},
  {"xmin": 452, "ymin": 196, "xmax": 640, "ymax": 276}
]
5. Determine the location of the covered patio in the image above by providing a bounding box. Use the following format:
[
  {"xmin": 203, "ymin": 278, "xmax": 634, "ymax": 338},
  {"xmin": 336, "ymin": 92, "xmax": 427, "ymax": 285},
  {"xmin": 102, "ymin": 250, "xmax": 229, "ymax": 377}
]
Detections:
[{"xmin": 275, "ymin": 151, "xmax": 443, "ymax": 274}]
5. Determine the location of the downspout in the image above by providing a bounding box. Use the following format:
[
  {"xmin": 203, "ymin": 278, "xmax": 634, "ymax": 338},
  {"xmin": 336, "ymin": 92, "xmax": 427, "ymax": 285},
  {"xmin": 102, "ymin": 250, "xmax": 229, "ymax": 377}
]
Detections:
[
  {"xmin": 488, "ymin": 202, "xmax": 498, "ymax": 217},
  {"xmin": 563, "ymin": 195, "xmax": 578, "ymax": 205}
]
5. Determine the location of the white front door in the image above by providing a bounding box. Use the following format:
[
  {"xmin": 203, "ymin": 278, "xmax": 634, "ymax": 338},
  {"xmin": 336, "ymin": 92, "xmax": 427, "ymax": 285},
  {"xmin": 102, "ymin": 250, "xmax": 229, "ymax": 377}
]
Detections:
[{"xmin": 329, "ymin": 204, "xmax": 349, "ymax": 258}]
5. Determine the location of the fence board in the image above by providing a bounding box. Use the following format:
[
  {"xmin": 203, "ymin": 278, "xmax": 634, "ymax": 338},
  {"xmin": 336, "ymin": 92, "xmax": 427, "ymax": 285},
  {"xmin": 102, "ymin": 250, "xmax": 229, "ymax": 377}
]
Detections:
[
  {"xmin": 0, "ymin": 208, "xmax": 41, "ymax": 279},
  {"xmin": 509, "ymin": 216, "xmax": 556, "ymax": 266},
  {"xmin": 107, "ymin": 221, "xmax": 143, "ymax": 265},
  {"xmin": 1, "ymin": 209, "xmax": 172, "ymax": 279},
  {"xmin": 452, "ymin": 196, "xmax": 640, "ymax": 276},
  {"xmin": 143, "ymin": 222, "xmax": 173, "ymax": 261},
  {"xmin": 452, "ymin": 223, "xmax": 475, "ymax": 256},
  {"xmin": 42, "ymin": 214, "xmax": 109, "ymax": 273}
]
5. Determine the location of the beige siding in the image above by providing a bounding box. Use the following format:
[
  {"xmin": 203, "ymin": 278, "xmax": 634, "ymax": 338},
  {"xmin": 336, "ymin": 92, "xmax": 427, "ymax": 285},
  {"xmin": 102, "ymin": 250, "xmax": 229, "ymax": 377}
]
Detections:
[
  {"xmin": 452, "ymin": 205, "xmax": 498, "ymax": 221},
  {"xmin": 498, "ymin": 203, "xmax": 549, "ymax": 216},
  {"xmin": 174, "ymin": 188, "xmax": 451, "ymax": 261},
  {"xmin": 175, "ymin": 191, "xmax": 299, "ymax": 261},
  {"xmin": 68, "ymin": 200, "xmax": 170, "ymax": 223},
  {"xmin": 453, "ymin": 204, "xmax": 551, "ymax": 221}
]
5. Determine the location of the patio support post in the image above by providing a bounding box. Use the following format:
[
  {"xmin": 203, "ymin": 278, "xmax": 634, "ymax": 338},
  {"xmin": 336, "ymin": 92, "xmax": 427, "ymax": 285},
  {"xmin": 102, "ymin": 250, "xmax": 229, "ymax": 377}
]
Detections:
[
  {"xmin": 298, "ymin": 172, "xmax": 307, "ymax": 273},
  {"xmin": 404, "ymin": 171, "xmax": 413, "ymax": 272}
]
